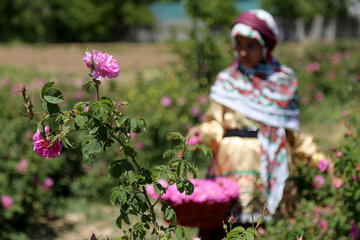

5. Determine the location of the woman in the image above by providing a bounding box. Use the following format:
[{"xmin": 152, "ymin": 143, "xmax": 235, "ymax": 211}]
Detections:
[{"xmin": 187, "ymin": 9, "xmax": 341, "ymax": 238}]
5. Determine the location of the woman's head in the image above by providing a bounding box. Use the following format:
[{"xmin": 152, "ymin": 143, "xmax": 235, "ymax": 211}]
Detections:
[{"xmin": 231, "ymin": 9, "xmax": 279, "ymax": 67}]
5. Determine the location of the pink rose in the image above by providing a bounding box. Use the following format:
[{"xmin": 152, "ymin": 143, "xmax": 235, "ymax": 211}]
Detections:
[
  {"xmin": 315, "ymin": 92, "xmax": 324, "ymax": 101},
  {"xmin": 301, "ymin": 97, "xmax": 309, "ymax": 106},
  {"xmin": 350, "ymin": 222, "xmax": 359, "ymax": 240},
  {"xmin": 83, "ymin": 50, "xmax": 119, "ymax": 80},
  {"xmin": 90, "ymin": 233, "xmax": 97, "ymax": 240},
  {"xmin": 307, "ymin": 62, "xmax": 321, "ymax": 73},
  {"xmin": 135, "ymin": 141, "xmax": 144, "ymax": 150},
  {"xmin": 318, "ymin": 158, "xmax": 329, "ymax": 172},
  {"xmin": 342, "ymin": 111, "xmax": 348, "ymax": 118},
  {"xmin": 337, "ymin": 151, "xmax": 343, "ymax": 158},
  {"xmin": 199, "ymin": 114, "xmax": 207, "ymax": 123},
  {"xmin": 74, "ymin": 91, "xmax": 84, "ymax": 100},
  {"xmin": 347, "ymin": 130, "xmax": 352, "ymax": 136},
  {"xmin": 198, "ymin": 96, "xmax": 208, "ymax": 105},
  {"xmin": 43, "ymin": 177, "xmax": 54, "ymax": 191},
  {"xmin": 191, "ymin": 106, "xmax": 201, "ymax": 117},
  {"xmin": 258, "ymin": 227, "xmax": 265, "ymax": 235},
  {"xmin": 177, "ymin": 97, "xmax": 186, "ymax": 106},
  {"xmin": 334, "ymin": 180, "xmax": 342, "ymax": 189},
  {"xmin": 161, "ymin": 96, "xmax": 172, "ymax": 107},
  {"xmin": 16, "ymin": 159, "xmax": 29, "ymax": 174},
  {"xmin": 32, "ymin": 126, "xmax": 62, "ymax": 158},
  {"xmin": 298, "ymin": 236, "xmax": 303, "ymax": 240},
  {"xmin": 1, "ymin": 78, "xmax": 9, "ymax": 87},
  {"xmin": 1, "ymin": 194, "xmax": 14, "ymax": 209},
  {"xmin": 313, "ymin": 175, "xmax": 325, "ymax": 189},
  {"xmin": 186, "ymin": 136, "xmax": 200, "ymax": 145},
  {"xmin": 83, "ymin": 107, "xmax": 89, "ymax": 112},
  {"xmin": 320, "ymin": 219, "xmax": 328, "ymax": 231}
]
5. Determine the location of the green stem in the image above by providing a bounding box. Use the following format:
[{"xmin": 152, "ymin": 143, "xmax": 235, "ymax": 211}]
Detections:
[{"xmin": 114, "ymin": 136, "xmax": 160, "ymax": 238}]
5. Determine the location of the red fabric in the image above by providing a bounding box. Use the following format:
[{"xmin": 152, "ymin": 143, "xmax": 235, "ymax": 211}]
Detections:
[{"xmin": 233, "ymin": 12, "xmax": 277, "ymax": 50}]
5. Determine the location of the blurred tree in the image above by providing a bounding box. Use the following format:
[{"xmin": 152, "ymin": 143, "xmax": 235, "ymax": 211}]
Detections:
[
  {"xmin": 260, "ymin": 0, "xmax": 350, "ymax": 41},
  {"xmin": 0, "ymin": 0, "xmax": 155, "ymax": 42},
  {"xmin": 183, "ymin": 0, "xmax": 237, "ymax": 28}
]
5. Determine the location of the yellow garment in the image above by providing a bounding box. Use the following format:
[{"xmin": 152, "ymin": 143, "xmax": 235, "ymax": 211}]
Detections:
[{"xmin": 199, "ymin": 101, "xmax": 325, "ymax": 219}]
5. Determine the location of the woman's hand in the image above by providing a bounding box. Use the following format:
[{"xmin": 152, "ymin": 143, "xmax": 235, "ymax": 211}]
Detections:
[{"xmin": 187, "ymin": 126, "xmax": 205, "ymax": 143}]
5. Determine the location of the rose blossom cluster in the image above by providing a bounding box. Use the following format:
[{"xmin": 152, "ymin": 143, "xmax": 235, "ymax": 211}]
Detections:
[
  {"xmin": 33, "ymin": 126, "xmax": 62, "ymax": 158},
  {"xmin": 83, "ymin": 50, "xmax": 119, "ymax": 80},
  {"xmin": 146, "ymin": 178, "xmax": 239, "ymax": 205}
]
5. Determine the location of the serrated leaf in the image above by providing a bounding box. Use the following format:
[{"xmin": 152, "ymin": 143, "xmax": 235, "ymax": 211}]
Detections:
[
  {"xmin": 43, "ymin": 88, "xmax": 64, "ymax": 104},
  {"xmin": 176, "ymin": 180, "xmax": 184, "ymax": 193},
  {"xmin": 167, "ymin": 132, "xmax": 184, "ymax": 141},
  {"xmin": 130, "ymin": 118, "xmax": 138, "ymax": 132},
  {"xmin": 246, "ymin": 227, "xmax": 259, "ymax": 237},
  {"xmin": 131, "ymin": 197, "xmax": 140, "ymax": 212},
  {"xmin": 163, "ymin": 149, "xmax": 174, "ymax": 159},
  {"xmin": 81, "ymin": 81, "xmax": 92, "ymax": 93},
  {"xmin": 75, "ymin": 115, "xmax": 87, "ymax": 128},
  {"xmin": 244, "ymin": 230, "xmax": 254, "ymax": 240},
  {"xmin": 63, "ymin": 137, "xmax": 75, "ymax": 149},
  {"xmin": 176, "ymin": 161, "xmax": 185, "ymax": 178},
  {"xmin": 110, "ymin": 191, "xmax": 118, "ymax": 206}
]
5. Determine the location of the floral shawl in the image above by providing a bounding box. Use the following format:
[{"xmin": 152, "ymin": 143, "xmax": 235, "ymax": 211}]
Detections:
[{"xmin": 210, "ymin": 58, "xmax": 299, "ymax": 214}]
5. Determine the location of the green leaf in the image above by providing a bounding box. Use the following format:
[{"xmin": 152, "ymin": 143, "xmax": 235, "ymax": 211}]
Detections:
[
  {"xmin": 43, "ymin": 88, "xmax": 64, "ymax": 104},
  {"xmin": 246, "ymin": 227, "xmax": 259, "ymax": 237},
  {"xmin": 75, "ymin": 115, "xmax": 88, "ymax": 128},
  {"xmin": 88, "ymin": 101, "xmax": 109, "ymax": 121},
  {"xmin": 165, "ymin": 207, "xmax": 175, "ymax": 221},
  {"xmin": 131, "ymin": 197, "xmax": 140, "ymax": 212},
  {"xmin": 99, "ymin": 97, "xmax": 114, "ymax": 112},
  {"xmin": 110, "ymin": 191, "xmax": 118, "ymax": 206},
  {"xmin": 81, "ymin": 80, "xmax": 92, "ymax": 93},
  {"xmin": 42, "ymin": 101, "xmax": 60, "ymax": 114},
  {"xmin": 116, "ymin": 216, "xmax": 122, "ymax": 229},
  {"xmin": 61, "ymin": 137, "xmax": 75, "ymax": 149},
  {"xmin": 244, "ymin": 230, "xmax": 254, "ymax": 240},
  {"xmin": 41, "ymin": 81, "xmax": 55, "ymax": 99},
  {"xmin": 153, "ymin": 182, "xmax": 165, "ymax": 195},
  {"xmin": 176, "ymin": 180, "xmax": 185, "ymax": 193},
  {"xmin": 184, "ymin": 179, "xmax": 194, "ymax": 195},
  {"xmin": 167, "ymin": 132, "xmax": 185, "ymax": 141},
  {"xmin": 163, "ymin": 149, "xmax": 175, "ymax": 159},
  {"xmin": 130, "ymin": 118, "xmax": 138, "ymax": 132},
  {"xmin": 176, "ymin": 161, "xmax": 185, "ymax": 178},
  {"xmin": 110, "ymin": 160, "xmax": 133, "ymax": 178}
]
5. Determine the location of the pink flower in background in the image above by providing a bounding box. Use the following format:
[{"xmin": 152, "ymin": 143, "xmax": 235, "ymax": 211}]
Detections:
[
  {"xmin": 74, "ymin": 91, "xmax": 84, "ymax": 100},
  {"xmin": 83, "ymin": 50, "xmax": 119, "ymax": 80},
  {"xmin": 337, "ymin": 151, "xmax": 343, "ymax": 157},
  {"xmin": 343, "ymin": 51, "xmax": 351, "ymax": 59},
  {"xmin": 84, "ymin": 165, "xmax": 94, "ymax": 172},
  {"xmin": 1, "ymin": 194, "xmax": 14, "ymax": 209},
  {"xmin": 199, "ymin": 114, "xmax": 206, "ymax": 123},
  {"xmin": 307, "ymin": 62, "xmax": 321, "ymax": 73},
  {"xmin": 128, "ymin": 132, "xmax": 137, "ymax": 139},
  {"xmin": 83, "ymin": 106, "xmax": 89, "ymax": 112},
  {"xmin": 43, "ymin": 177, "xmax": 54, "ymax": 191},
  {"xmin": 11, "ymin": 84, "xmax": 19, "ymax": 96},
  {"xmin": 35, "ymin": 78, "xmax": 46, "ymax": 87},
  {"xmin": 135, "ymin": 141, "xmax": 144, "ymax": 150},
  {"xmin": 32, "ymin": 126, "xmax": 62, "ymax": 158},
  {"xmin": 186, "ymin": 136, "xmax": 200, "ymax": 145},
  {"xmin": 193, "ymin": 238, "xmax": 201, "ymax": 240},
  {"xmin": 16, "ymin": 159, "xmax": 29, "ymax": 174},
  {"xmin": 320, "ymin": 219, "xmax": 328, "ymax": 231},
  {"xmin": 19, "ymin": 83, "xmax": 24, "ymax": 92},
  {"xmin": 313, "ymin": 175, "xmax": 325, "ymax": 189},
  {"xmin": 328, "ymin": 71, "xmax": 335, "ymax": 81},
  {"xmin": 258, "ymin": 227, "xmax": 265, "ymax": 235},
  {"xmin": 314, "ymin": 92, "xmax": 324, "ymax": 101},
  {"xmin": 26, "ymin": 130, "xmax": 34, "ymax": 139},
  {"xmin": 185, "ymin": 123, "xmax": 192, "ymax": 130},
  {"xmin": 318, "ymin": 158, "xmax": 329, "ymax": 172},
  {"xmin": 177, "ymin": 97, "xmax": 186, "ymax": 106},
  {"xmin": 307, "ymin": 83, "xmax": 315, "ymax": 91},
  {"xmin": 356, "ymin": 166, "xmax": 360, "ymax": 171},
  {"xmin": 347, "ymin": 130, "xmax": 352, "ymax": 136},
  {"xmin": 342, "ymin": 111, "xmax": 348, "ymax": 118},
  {"xmin": 301, "ymin": 97, "xmax": 309, "ymax": 106},
  {"xmin": 331, "ymin": 52, "xmax": 342, "ymax": 64},
  {"xmin": 191, "ymin": 106, "xmax": 201, "ymax": 117},
  {"xmin": 350, "ymin": 221, "xmax": 359, "ymax": 240},
  {"xmin": 1, "ymin": 78, "xmax": 9, "ymax": 87},
  {"xmin": 297, "ymin": 236, "xmax": 303, "ymax": 240},
  {"xmin": 161, "ymin": 96, "xmax": 172, "ymax": 107},
  {"xmin": 334, "ymin": 180, "xmax": 342, "ymax": 189},
  {"xmin": 198, "ymin": 96, "xmax": 208, "ymax": 105}
]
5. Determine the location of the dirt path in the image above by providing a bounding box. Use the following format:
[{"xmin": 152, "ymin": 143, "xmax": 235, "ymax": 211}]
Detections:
[{"xmin": 0, "ymin": 43, "xmax": 177, "ymax": 75}]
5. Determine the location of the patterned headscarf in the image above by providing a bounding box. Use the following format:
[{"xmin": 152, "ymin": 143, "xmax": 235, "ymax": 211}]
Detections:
[{"xmin": 210, "ymin": 9, "xmax": 299, "ymax": 215}]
